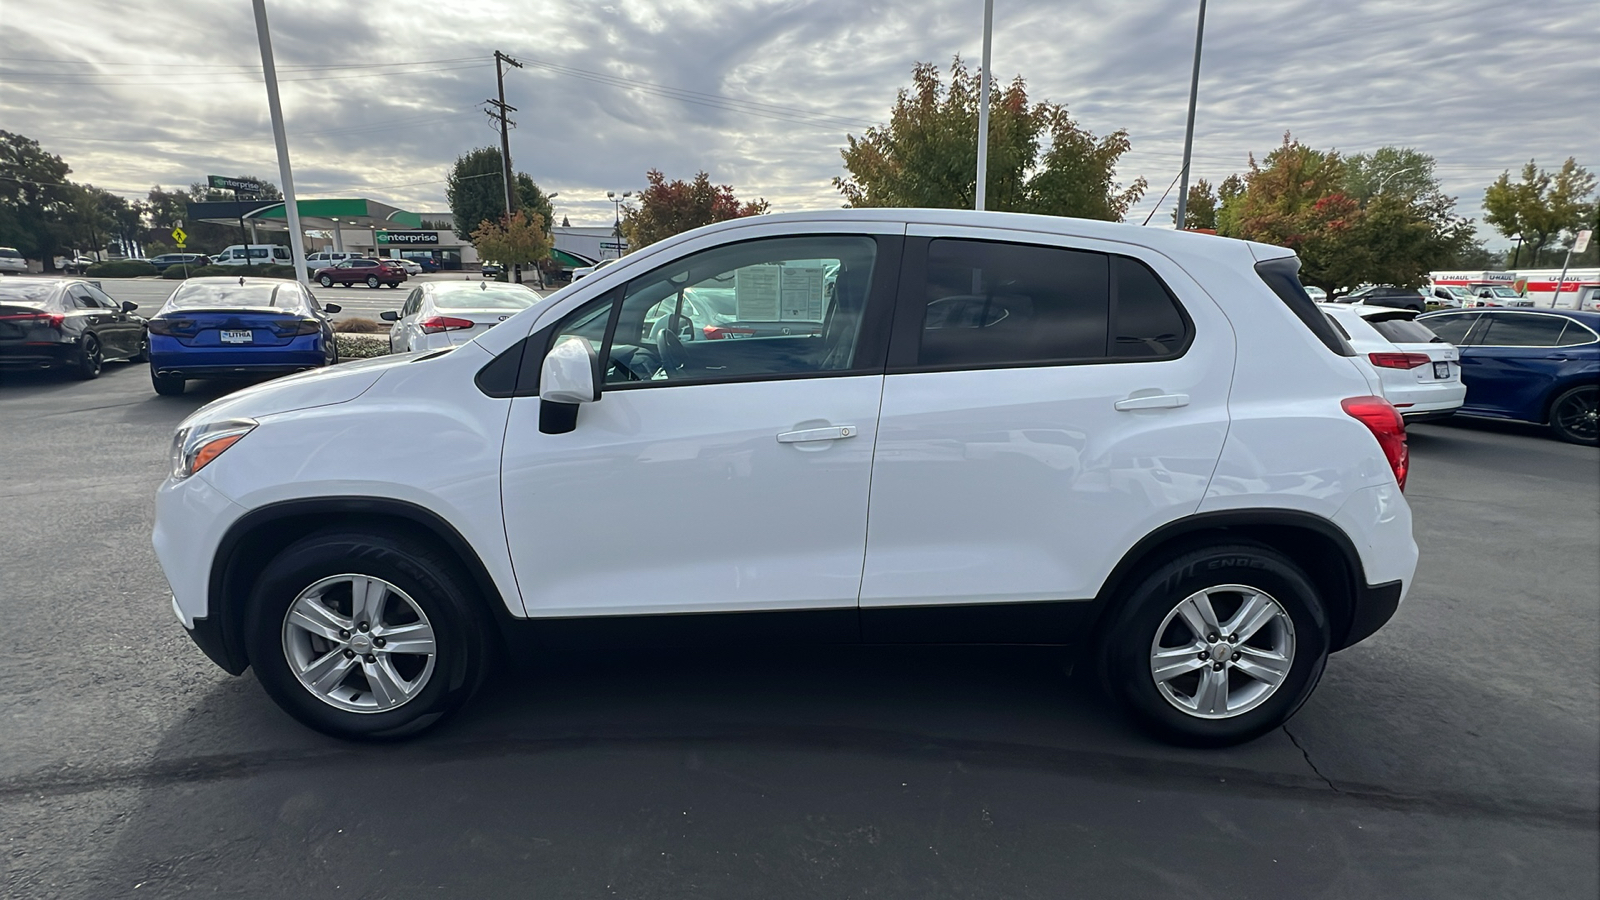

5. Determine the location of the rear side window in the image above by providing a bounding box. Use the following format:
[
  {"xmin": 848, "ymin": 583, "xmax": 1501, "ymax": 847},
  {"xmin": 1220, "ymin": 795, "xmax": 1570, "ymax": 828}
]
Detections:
[
  {"xmin": 1368, "ymin": 318, "xmax": 1439, "ymax": 344},
  {"xmin": 1254, "ymin": 257, "xmax": 1355, "ymax": 356},
  {"xmin": 1112, "ymin": 256, "xmax": 1189, "ymax": 357},
  {"xmin": 1478, "ymin": 314, "xmax": 1567, "ymax": 347}
]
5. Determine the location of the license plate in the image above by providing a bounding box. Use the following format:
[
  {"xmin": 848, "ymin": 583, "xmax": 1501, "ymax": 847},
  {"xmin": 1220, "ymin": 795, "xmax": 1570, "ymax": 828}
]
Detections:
[
  {"xmin": 220, "ymin": 329, "xmax": 253, "ymax": 344},
  {"xmin": 1433, "ymin": 361, "xmax": 1450, "ymax": 379}
]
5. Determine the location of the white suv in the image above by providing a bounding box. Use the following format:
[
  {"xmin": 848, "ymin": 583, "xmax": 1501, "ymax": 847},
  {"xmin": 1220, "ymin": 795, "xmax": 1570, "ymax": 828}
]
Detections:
[{"xmin": 152, "ymin": 210, "xmax": 1417, "ymax": 745}]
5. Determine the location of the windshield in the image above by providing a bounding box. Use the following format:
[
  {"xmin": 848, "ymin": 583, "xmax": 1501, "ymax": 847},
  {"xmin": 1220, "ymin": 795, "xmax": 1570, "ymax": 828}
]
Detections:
[
  {"xmin": 1446, "ymin": 286, "xmax": 1472, "ymax": 299},
  {"xmin": 1484, "ymin": 286, "xmax": 1519, "ymax": 298},
  {"xmin": 0, "ymin": 283, "xmax": 57, "ymax": 304},
  {"xmin": 1370, "ymin": 318, "xmax": 1442, "ymax": 344},
  {"xmin": 433, "ymin": 285, "xmax": 539, "ymax": 311},
  {"xmin": 165, "ymin": 281, "xmax": 309, "ymax": 313}
]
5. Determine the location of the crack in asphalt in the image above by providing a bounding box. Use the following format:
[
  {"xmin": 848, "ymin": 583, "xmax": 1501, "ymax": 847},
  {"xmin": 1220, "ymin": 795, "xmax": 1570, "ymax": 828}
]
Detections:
[
  {"xmin": 0, "ymin": 725, "xmax": 1593, "ymax": 829},
  {"xmin": 1283, "ymin": 723, "xmax": 1341, "ymax": 794}
]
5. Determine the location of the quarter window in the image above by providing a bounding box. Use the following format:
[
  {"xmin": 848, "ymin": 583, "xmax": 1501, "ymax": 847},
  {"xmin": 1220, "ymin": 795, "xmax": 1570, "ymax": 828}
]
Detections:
[{"xmin": 1556, "ymin": 320, "xmax": 1598, "ymax": 346}]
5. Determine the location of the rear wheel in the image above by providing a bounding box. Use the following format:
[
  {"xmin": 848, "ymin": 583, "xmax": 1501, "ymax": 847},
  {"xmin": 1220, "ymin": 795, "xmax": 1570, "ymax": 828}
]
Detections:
[
  {"xmin": 1100, "ymin": 543, "xmax": 1330, "ymax": 746},
  {"xmin": 1549, "ymin": 385, "xmax": 1598, "ymax": 446},
  {"xmin": 151, "ymin": 366, "xmax": 184, "ymax": 395},
  {"xmin": 245, "ymin": 529, "xmax": 493, "ymax": 739},
  {"xmin": 75, "ymin": 335, "xmax": 102, "ymax": 379}
]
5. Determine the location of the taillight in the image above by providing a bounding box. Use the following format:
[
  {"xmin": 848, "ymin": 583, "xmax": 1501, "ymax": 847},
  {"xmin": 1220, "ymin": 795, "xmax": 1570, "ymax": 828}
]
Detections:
[
  {"xmin": 1342, "ymin": 395, "xmax": 1408, "ymax": 491},
  {"xmin": 0, "ymin": 312, "xmax": 65, "ymax": 330},
  {"xmin": 702, "ymin": 325, "xmax": 755, "ymax": 340},
  {"xmin": 272, "ymin": 319, "xmax": 322, "ymax": 337},
  {"xmin": 1368, "ymin": 352, "xmax": 1430, "ymax": 369},
  {"xmin": 420, "ymin": 316, "xmax": 474, "ymax": 334},
  {"xmin": 147, "ymin": 318, "xmax": 198, "ymax": 337}
]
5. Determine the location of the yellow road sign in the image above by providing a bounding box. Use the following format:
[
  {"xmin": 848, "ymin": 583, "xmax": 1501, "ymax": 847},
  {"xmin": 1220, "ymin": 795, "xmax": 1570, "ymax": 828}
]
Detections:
[{"xmin": 171, "ymin": 226, "xmax": 188, "ymax": 245}]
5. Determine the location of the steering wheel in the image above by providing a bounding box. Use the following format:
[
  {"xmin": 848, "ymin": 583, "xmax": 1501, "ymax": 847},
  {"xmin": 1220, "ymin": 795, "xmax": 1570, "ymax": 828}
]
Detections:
[{"xmin": 656, "ymin": 326, "xmax": 688, "ymax": 374}]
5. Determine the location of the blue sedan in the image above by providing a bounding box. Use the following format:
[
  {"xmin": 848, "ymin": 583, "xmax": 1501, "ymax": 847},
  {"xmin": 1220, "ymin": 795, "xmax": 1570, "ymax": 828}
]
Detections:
[
  {"xmin": 1417, "ymin": 308, "xmax": 1600, "ymax": 445},
  {"xmin": 147, "ymin": 277, "xmax": 342, "ymax": 396}
]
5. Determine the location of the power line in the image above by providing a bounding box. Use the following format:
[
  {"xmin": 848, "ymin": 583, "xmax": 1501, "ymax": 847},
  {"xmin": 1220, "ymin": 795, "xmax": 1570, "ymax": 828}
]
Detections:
[
  {"xmin": 0, "ymin": 54, "xmax": 486, "ymax": 71},
  {"xmin": 0, "ymin": 61, "xmax": 492, "ymax": 86}
]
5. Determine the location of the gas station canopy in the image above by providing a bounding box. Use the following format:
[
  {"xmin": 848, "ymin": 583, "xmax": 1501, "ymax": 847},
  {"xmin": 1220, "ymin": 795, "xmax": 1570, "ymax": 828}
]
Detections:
[{"xmin": 185, "ymin": 197, "xmax": 422, "ymax": 232}]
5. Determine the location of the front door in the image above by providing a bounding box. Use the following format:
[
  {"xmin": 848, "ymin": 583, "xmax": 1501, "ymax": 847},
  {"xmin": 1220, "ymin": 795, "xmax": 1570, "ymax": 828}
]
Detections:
[
  {"xmin": 500, "ymin": 231, "xmax": 900, "ymax": 619},
  {"xmin": 859, "ymin": 229, "xmax": 1234, "ymax": 630}
]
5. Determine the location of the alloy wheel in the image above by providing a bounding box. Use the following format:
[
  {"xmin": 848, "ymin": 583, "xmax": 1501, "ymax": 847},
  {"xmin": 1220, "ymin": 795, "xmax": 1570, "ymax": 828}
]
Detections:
[
  {"xmin": 1554, "ymin": 388, "xmax": 1598, "ymax": 443},
  {"xmin": 1149, "ymin": 584, "xmax": 1296, "ymax": 719},
  {"xmin": 281, "ymin": 573, "xmax": 438, "ymax": 713}
]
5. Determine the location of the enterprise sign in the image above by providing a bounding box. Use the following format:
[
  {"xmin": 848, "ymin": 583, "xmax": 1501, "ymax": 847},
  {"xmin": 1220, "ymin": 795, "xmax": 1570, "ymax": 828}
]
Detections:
[{"xmin": 376, "ymin": 231, "xmax": 440, "ymax": 246}]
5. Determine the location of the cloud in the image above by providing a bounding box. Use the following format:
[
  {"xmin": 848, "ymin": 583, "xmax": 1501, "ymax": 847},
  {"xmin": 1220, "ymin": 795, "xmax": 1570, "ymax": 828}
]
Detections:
[{"xmin": 3, "ymin": 0, "xmax": 1594, "ymax": 243}]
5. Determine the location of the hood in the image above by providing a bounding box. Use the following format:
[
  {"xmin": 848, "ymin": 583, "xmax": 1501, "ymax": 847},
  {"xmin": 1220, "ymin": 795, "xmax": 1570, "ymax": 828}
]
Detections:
[{"xmin": 180, "ymin": 351, "xmax": 442, "ymax": 425}]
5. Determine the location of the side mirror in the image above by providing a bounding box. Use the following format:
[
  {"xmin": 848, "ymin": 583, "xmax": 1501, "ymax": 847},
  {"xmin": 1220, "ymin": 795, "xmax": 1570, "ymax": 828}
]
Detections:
[
  {"xmin": 379, "ymin": 310, "xmax": 399, "ymax": 321},
  {"xmin": 322, "ymin": 303, "xmax": 342, "ymax": 314},
  {"xmin": 121, "ymin": 301, "xmax": 138, "ymax": 312},
  {"xmin": 540, "ymin": 336, "xmax": 600, "ymax": 404}
]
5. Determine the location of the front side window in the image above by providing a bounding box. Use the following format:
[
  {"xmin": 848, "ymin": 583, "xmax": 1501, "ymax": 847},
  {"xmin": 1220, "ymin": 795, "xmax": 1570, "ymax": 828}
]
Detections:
[
  {"xmin": 1478, "ymin": 314, "xmax": 1568, "ymax": 347},
  {"xmin": 552, "ymin": 235, "xmax": 878, "ymax": 387}
]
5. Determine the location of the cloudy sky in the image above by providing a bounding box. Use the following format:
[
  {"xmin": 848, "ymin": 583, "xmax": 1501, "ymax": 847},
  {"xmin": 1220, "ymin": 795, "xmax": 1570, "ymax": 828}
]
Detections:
[{"xmin": 3, "ymin": 0, "xmax": 1595, "ymax": 245}]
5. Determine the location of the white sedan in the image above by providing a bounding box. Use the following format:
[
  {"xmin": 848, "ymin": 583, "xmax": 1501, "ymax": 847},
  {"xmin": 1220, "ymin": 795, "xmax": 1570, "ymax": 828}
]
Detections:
[
  {"xmin": 571, "ymin": 257, "xmax": 617, "ymax": 280},
  {"xmin": 1321, "ymin": 304, "xmax": 1465, "ymax": 421},
  {"xmin": 384, "ymin": 257, "xmax": 424, "ymax": 275},
  {"xmin": 381, "ymin": 281, "xmax": 541, "ymax": 353}
]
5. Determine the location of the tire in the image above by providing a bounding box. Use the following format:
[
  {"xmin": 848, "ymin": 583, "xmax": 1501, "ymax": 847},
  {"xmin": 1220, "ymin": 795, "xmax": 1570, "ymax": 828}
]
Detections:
[
  {"xmin": 151, "ymin": 366, "xmax": 184, "ymax": 395},
  {"xmin": 366, "ymin": 275, "xmax": 380, "ymax": 289},
  {"xmin": 75, "ymin": 334, "xmax": 102, "ymax": 380},
  {"xmin": 319, "ymin": 275, "xmax": 333, "ymax": 288},
  {"xmin": 244, "ymin": 528, "xmax": 493, "ymax": 740},
  {"xmin": 1549, "ymin": 385, "xmax": 1599, "ymax": 446},
  {"xmin": 1099, "ymin": 542, "xmax": 1330, "ymax": 747}
]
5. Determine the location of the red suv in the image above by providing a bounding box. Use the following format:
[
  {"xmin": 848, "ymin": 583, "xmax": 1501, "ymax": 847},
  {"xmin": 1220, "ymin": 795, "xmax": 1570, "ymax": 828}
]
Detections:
[{"xmin": 314, "ymin": 258, "xmax": 407, "ymax": 289}]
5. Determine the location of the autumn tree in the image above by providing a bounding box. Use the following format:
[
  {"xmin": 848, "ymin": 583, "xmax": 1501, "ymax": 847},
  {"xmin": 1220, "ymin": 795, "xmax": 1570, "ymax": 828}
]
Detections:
[
  {"xmin": 619, "ymin": 169, "xmax": 769, "ymax": 250},
  {"xmin": 834, "ymin": 58, "xmax": 1145, "ymax": 220},
  {"xmin": 1172, "ymin": 178, "xmax": 1217, "ymax": 230},
  {"xmin": 1483, "ymin": 158, "xmax": 1596, "ymax": 267},
  {"xmin": 446, "ymin": 147, "xmax": 553, "ymax": 244},
  {"xmin": 471, "ymin": 209, "xmax": 552, "ymax": 283},
  {"xmin": 0, "ymin": 130, "xmax": 74, "ymax": 267}
]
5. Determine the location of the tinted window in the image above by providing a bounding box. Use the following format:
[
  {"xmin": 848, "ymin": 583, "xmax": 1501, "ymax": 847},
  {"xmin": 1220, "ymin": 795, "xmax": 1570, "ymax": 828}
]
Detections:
[
  {"xmin": 1368, "ymin": 317, "xmax": 1439, "ymax": 344},
  {"xmin": 917, "ymin": 239, "xmax": 1109, "ymax": 367},
  {"xmin": 1479, "ymin": 314, "xmax": 1568, "ymax": 347},
  {"xmin": 0, "ymin": 249, "xmax": 22, "ymax": 259},
  {"xmin": 166, "ymin": 281, "xmax": 307, "ymax": 311},
  {"xmin": 1112, "ymin": 256, "xmax": 1188, "ymax": 357},
  {"xmin": 84, "ymin": 286, "xmax": 121, "ymax": 309},
  {"xmin": 69, "ymin": 287, "xmax": 99, "ymax": 309},
  {"xmin": 1254, "ymin": 257, "xmax": 1354, "ymax": 356},
  {"xmin": 1420, "ymin": 313, "xmax": 1475, "ymax": 344},
  {"xmin": 1556, "ymin": 320, "xmax": 1599, "ymax": 346}
]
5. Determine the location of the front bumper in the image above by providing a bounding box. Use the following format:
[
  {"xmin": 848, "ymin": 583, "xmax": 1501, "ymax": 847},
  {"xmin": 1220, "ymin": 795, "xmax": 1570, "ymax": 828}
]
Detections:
[{"xmin": 153, "ymin": 471, "xmax": 249, "ymax": 671}]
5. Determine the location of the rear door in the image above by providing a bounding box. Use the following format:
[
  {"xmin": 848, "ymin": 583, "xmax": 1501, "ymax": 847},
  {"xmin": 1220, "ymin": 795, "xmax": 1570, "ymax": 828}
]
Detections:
[
  {"xmin": 859, "ymin": 227, "xmax": 1234, "ymax": 635},
  {"xmin": 1460, "ymin": 312, "xmax": 1580, "ymax": 420},
  {"xmin": 84, "ymin": 284, "xmax": 138, "ymax": 357}
]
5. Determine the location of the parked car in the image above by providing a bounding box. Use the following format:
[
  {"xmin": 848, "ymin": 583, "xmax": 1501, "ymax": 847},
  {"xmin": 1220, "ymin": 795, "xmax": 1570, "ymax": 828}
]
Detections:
[
  {"xmin": 1336, "ymin": 285, "xmax": 1427, "ymax": 313},
  {"xmin": 0, "ymin": 276, "xmax": 147, "ymax": 378},
  {"xmin": 1424, "ymin": 284, "xmax": 1471, "ymax": 309},
  {"xmin": 1469, "ymin": 284, "xmax": 1534, "ymax": 308},
  {"xmin": 403, "ymin": 254, "xmax": 442, "ymax": 273},
  {"xmin": 480, "ymin": 262, "xmax": 504, "ymax": 278},
  {"xmin": 146, "ymin": 276, "xmax": 342, "ymax": 396},
  {"xmin": 314, "ymin": 258, "xmax": 406, "ymax": 289},
  {"xmin": 0, "ymin": 247, "xmax": 28, "ymax": 275},
  {"xmin": 152, "ymin": 209, "xmax": 1415, "ymax": 747},
  {"xmin": 1321, "ymin": 305, "xmax": 1464, "ymax": 421},
  {"xmin": 150, "ymin": 253, "xmax": 211, "ymax": 273},
  {"xmin": 382, "ymin": 256, "xmax": 423, "ymax": 276},
  {"xmin": 571, "ymin": 257, "xmax": 616, "ymax": 280},
  {"xmin": 1417, "ymin": 308, "xmax": 1600, "ymax": 444},
  {"xmin": 57, "ymin": 255, "xmax": 97, "ymax": 275},
  {"xmin": 1302, "ymin": 285, "xmax": 1327, "ymax": 302},
  {"xmin": 381, "ymin": 281, "xmax": 540, "ymax": 353},
  {"xmin": 305, "ymin": 251, "xmax": 360, "ymax": 273},
  {"xmin": 212, "ymin": 244, "xmax": 294, "ymax": 267}
]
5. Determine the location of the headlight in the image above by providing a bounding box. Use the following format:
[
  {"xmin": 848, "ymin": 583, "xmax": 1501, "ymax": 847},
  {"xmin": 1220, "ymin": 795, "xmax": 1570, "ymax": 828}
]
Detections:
[{"xmin": 170, "ymin": 418, "xmax": 257, "ymax": 480}]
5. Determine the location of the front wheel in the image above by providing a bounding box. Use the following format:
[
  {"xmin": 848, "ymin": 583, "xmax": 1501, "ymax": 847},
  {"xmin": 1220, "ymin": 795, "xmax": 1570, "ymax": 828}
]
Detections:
[
  {"xmin": 319, "ymin": 275, "xmax": 333, "ymax": 288},
  {"xmin": 366, "ymin": 275, "xmax": 380, "ymax": 289},
  {"xmin": 1100, "ymin": 543, "xmax": 1330, "ymax": 746},
  {"xmin": 1549, "ymin": 385, "xmax": 1598, "ymax": 446},
  {"xmin": 245, "ymin": 529, "xmax": 493, "ymax": 739},
  {"xmin": 75, "ymin": 334, "xmax": 102, "ymax": 379}
]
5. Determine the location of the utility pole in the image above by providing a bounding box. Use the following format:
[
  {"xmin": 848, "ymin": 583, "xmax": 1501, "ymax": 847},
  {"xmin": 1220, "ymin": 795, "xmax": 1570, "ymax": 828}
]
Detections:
[
  {"xmin": 485, "ymin": 50, "xmax": 523, "ymax": 282},
  {"xmin": 1174, "ymin": 0, "xmax": 1207, "ymax": 231},
  {"xmin": 975, "ymin": 0, "xmax": 994, "ymax": 211},
  {"xmin": 252, "ymin": 0, "xmax": 309, "ymax": 287}
]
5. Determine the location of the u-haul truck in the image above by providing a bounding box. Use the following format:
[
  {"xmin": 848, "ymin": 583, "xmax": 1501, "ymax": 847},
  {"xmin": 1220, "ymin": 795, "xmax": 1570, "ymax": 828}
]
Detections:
[
  {"xmin": 1428, "ymin": 271, "xmax": 1526, "ymax": 307},
  {"xmin": 1512, "ymin": 268, "xmax": 1600, "ymax": 311}
]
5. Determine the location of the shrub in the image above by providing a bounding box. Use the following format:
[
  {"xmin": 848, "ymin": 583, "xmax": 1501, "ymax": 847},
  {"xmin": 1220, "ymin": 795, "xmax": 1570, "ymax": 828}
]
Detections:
[
  {"xmin": 84, "ymin": 259, "xmax": 158, "ymax": 278},
  {"xmin": 259, "ymin": 264, "xmax": 300, "ymax": 278},
  {"xmin": 335, "ymin": 333, "xmax": 390, "ymax": 359},
  {"xmin": 165, "ymin": 264, "xmax": 303, "ymax": 281},
  {"xmin": 333, "ymin": 317, "xmax": 389, "ymax": 334}
]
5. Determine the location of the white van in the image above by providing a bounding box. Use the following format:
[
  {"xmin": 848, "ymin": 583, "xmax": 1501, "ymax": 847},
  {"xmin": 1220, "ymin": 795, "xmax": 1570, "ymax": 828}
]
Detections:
[
  {"xmin": 213, "ymin": 244, "xmax": 293, "ymax": 266},
  {"xmin": 305, "ymin": 250, "xmax": 359, "ymax": 267}
]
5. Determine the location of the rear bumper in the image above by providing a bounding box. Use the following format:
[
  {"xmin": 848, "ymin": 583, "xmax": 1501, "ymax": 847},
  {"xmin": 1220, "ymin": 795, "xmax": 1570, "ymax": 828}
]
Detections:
[
  {"xmin": 150, "ymin": 334, "xmax": 326, "ymax": 377},
  {"xmin": 1340, "ymin": 580, "xmax": 1404, "ymax": 650},
  {"xmin": 0, "ymin": 343, "xmax": 75, "ymax": 367}
]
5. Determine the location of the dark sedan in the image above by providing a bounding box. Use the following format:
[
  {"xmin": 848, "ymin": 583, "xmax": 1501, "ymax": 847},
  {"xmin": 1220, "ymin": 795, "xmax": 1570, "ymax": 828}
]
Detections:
[
  {"xmin": 150, "ymin": 253, "xmax": 211, "ymax": 272},
  {"xmin": 314, "ymin": 258, "xmax": 407, "ymax": 289},
  {"xmin": 1418, "ymin": 308, "xmax": 1600, "ymax": 445},
  {"xmin": 0, "ymin": 276, "xmax": 147, "ymax": 379}
]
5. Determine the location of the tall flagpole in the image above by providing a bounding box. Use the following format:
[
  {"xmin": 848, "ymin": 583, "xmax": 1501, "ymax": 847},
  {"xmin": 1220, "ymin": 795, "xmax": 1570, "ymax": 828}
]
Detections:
[
  {"xmin": 975, "ymin": 0, "xmax": 994, "ymax": 211},
  {"xmin": 252, "ymin": 0, "xmax": 308, "ymax": 287}
]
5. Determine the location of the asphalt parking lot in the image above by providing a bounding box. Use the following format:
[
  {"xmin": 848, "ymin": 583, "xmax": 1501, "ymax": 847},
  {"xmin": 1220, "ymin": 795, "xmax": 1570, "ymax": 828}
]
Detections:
[{"xmin": 1, "ymin": 362, "xmax": 1595, "ymax": 898}]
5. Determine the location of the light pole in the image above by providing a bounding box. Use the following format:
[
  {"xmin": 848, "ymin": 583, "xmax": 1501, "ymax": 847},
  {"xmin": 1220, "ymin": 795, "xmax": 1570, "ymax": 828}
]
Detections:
[
  {"xmin": 607, "ymin": 191, "xmax": 632, "ymax": 258},
  {"xmin": 975, "ymin": 0, "xmax": 994, "ymax": 211},
  {"xmin": 1174, "ymin": 0, "xmax": 1207, "ymax": 231},
  {"xmin": 251, "ymin": 0, "xmax": 309, "ymax": 287}
]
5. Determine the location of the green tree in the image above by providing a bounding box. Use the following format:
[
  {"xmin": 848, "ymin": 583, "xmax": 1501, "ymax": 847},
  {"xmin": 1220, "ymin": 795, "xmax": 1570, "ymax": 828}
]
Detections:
[
  {"xmin": 143, "ymin": 184, "xmax": 234, "ymax": 254},
  {"xmin": 470, "ymin": 209, "xmax": 551, "ymax": 283},
  {"xmin": 834, "ymin": 58, "xmax": 1145, "ymax": 220},
  {"xmin": 0, "ymin": 130, "xmax": 74, "ymax": 268},
  {"xmin": 1171, "ymin": 178, "xmax": 1217, "ymax": 230},
  {"xmin": 445, "ymin": 147, "xmax": 552, "ymax": 242},
  {"xmin": 1483, "ymin": 158, "xmax": 1596, "ymax": 266},
  {"xmin": 619, "ymin": 169, "xmax": 769, "ymax": 250}
]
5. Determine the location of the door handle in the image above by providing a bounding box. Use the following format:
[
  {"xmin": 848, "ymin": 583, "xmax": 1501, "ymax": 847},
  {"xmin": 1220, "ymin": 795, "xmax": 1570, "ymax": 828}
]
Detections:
[
  {"xmin": 777, "ymin": 425, "xmax": 858, "ymax": 443},
  {"xmin": 1114, "ymin": 392, "xmax": 1190, "ymax": 411}
]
